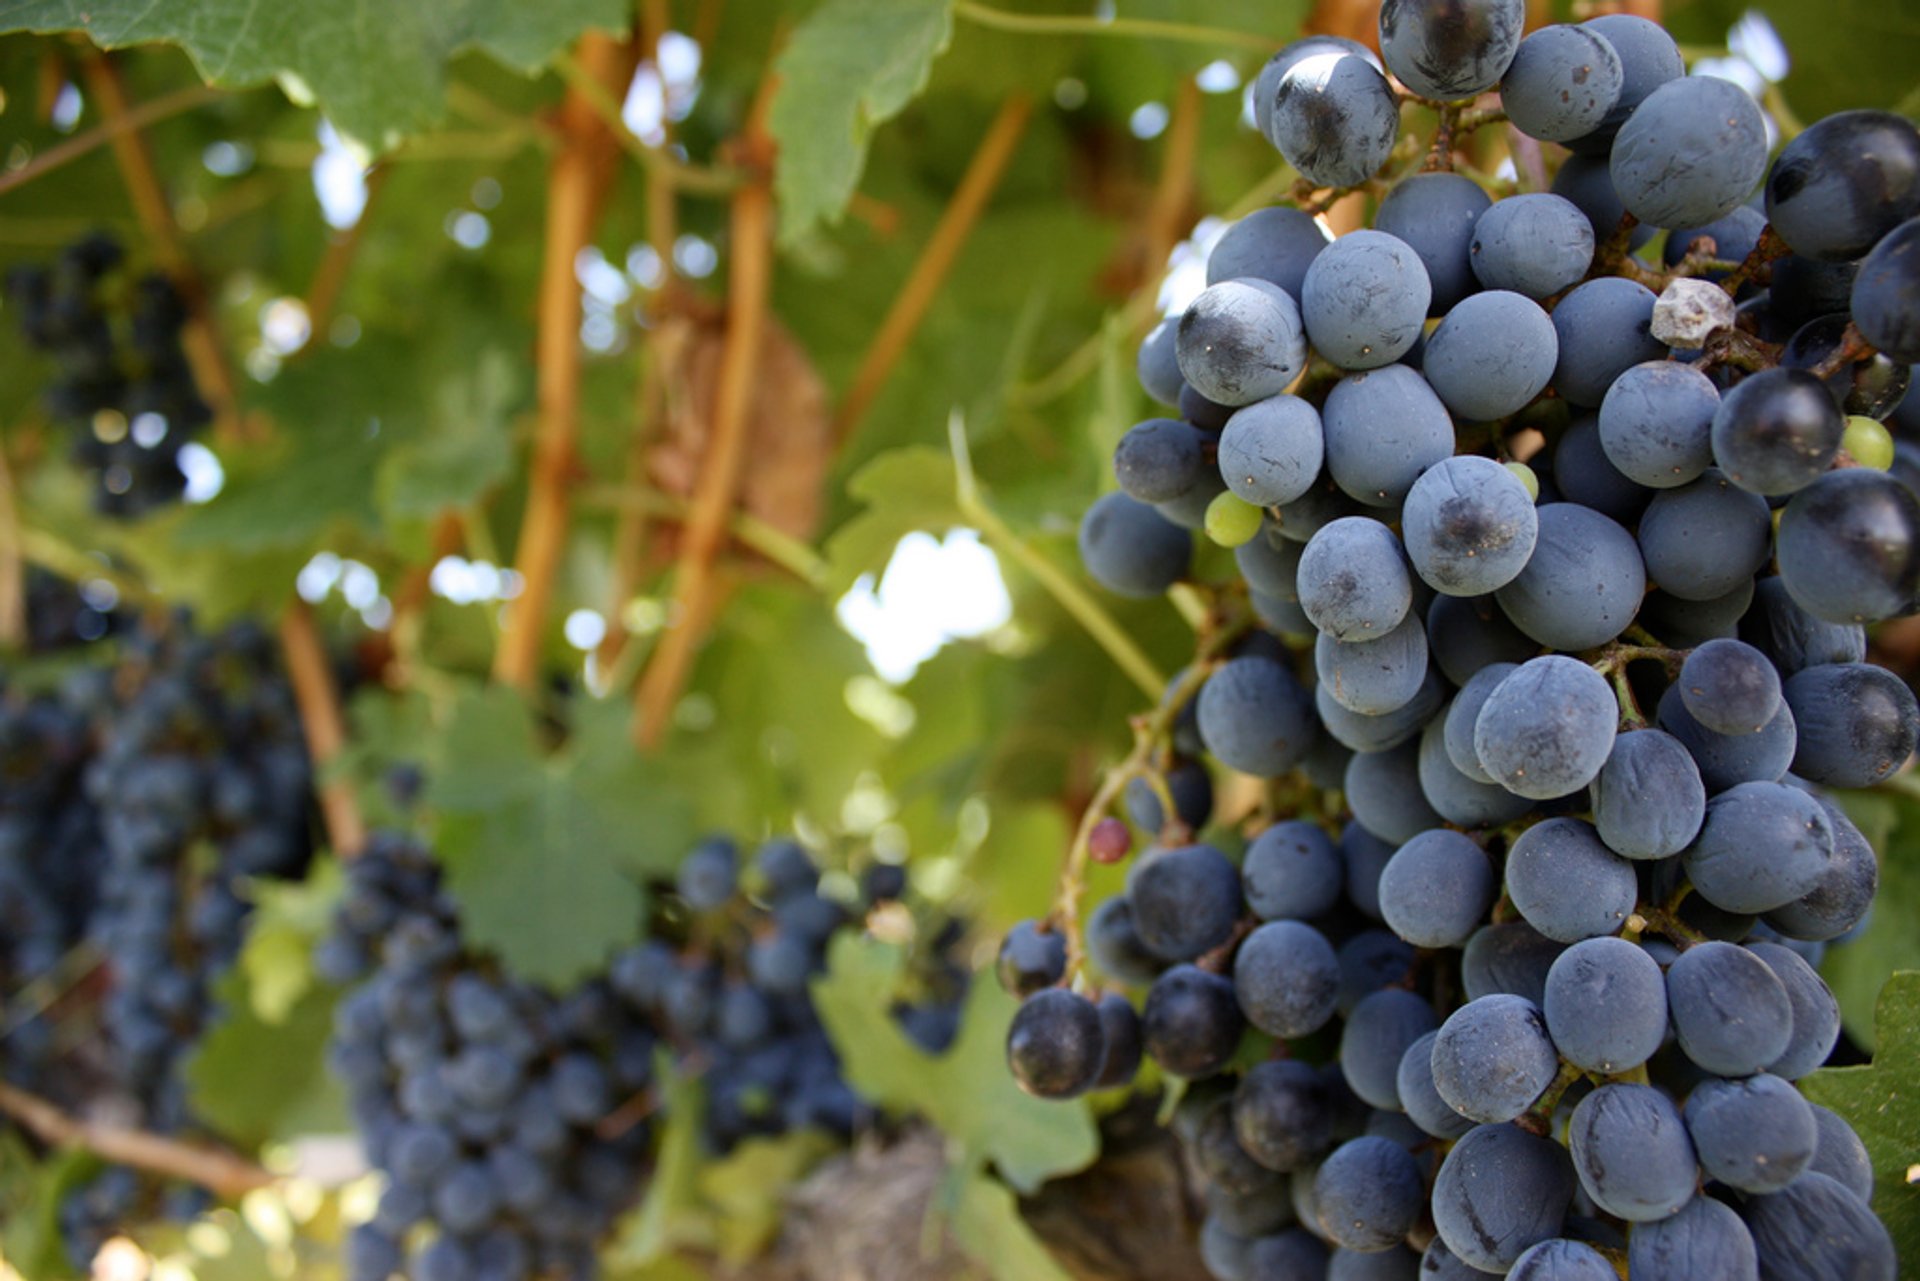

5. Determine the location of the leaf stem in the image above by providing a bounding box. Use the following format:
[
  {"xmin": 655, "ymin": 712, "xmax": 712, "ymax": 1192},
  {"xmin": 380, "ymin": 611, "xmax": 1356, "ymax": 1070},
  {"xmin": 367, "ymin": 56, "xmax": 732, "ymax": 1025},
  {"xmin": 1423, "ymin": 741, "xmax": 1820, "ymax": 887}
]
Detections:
[
  {"xmin": 948, "ymin": 414, "xmax": 1166, "ymax": 701},
  {"xmin": 952, "ymin": 1, "xmax": 1275, "ymax": 51},
  {"xmin": 578, "ymin": 484, "xmax": 831, "ymax": 587},
  {"xmin": 0, "ymin": 81, "xmax": 222, "ymax": 199},
  {"xmin": 550, "ymin": 52, "xmax": 742, "ymax": 195},
  {"xmin": 0, "ymin": 1079, "xmax": 274, "ymax": 1199},
  {"xmin": 835, "ymin": 93, "xmax": 1034, "ymax": 448}
]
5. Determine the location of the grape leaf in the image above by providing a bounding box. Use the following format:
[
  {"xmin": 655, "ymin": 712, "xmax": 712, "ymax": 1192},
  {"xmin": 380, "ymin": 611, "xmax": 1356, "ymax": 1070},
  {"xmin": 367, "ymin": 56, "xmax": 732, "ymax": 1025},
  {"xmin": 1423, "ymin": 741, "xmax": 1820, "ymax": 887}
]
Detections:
[
  {"xmin": 698, "ymin": 1130, "xmax": 839, "ymax": 1263},
  {"xmin": 0, "ymin": 0, "xmax": 627, "ymax": 146},
  {"xmin": 769, "ymin": 0, "xmax": 955, "ymax": 242},
  {"xmin": 811, "ymin": 933, "xmax": 1098, "ymax": 1192},
  {"xmin": 952, "ymin": 1168, "xmax": 1074, "ymax": 1281},
  {"xmin": 0, "ymin": 1137, "xmax": 93, "ymax": 1281},
  {"xmin": 427, "ymin": 687, "xmax": 691, "ymax": 987},
  {"xmin": 183, "ymin": 966, "xmax": 346, "ymax": 1147},
  {"xmin": 235, "ymin": 861, "xmax": 342, "ymax": 1025},
  {"xmin": 1825, "ymin": 791, "xmax": 1920, "ymax": 1050},
  {"xmin": 822, "ymin": 446, "xmax": 964, "ymax": 593},
  {"xmin": 608, "ymin": 1055, "xmax": 709, "ymax": 1265},
  {"xmin": 1801, "ymin": 970, "xmax": 1920, "ymax": 1271}
]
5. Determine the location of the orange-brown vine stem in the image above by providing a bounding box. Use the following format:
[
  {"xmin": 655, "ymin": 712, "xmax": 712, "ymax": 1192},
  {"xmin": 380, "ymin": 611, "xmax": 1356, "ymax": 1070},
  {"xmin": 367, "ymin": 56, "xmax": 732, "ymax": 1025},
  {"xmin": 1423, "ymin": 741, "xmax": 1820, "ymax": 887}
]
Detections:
[
  {"xmin": 832, "ymin": 92, "xmax": 1034, "ymax": 446},
  {"xmin": 492, "ymin": 32, "xmax": 638, "ymax": 691},
  {"xmin": 0, "ymin": 434, "xmax": 23, "ymax": 649},
  {"xmin": 1140, "ymin": 77, "xmax": 1202, "ymax": 300},
  {"xmin": 632, "ymin": 77, "xmax": 779, "ymax": 749},
  {"xmin": 280, "ymin": 598, "xmax": 366, "ymax": 858},
  {"xmin": 0, "ymin": 1080, "xmax": 274, "ymax": 1198},
  {"xmin": 77, "ymin": 52, "xmax": 243, "ymax": 445},
  {"xmin": 0, "ymin": 81, "xmax": 220, "ymax": 199},
  {"xmin": 301, "ymin": 164, "xmax": 388, "ymax": 351}
]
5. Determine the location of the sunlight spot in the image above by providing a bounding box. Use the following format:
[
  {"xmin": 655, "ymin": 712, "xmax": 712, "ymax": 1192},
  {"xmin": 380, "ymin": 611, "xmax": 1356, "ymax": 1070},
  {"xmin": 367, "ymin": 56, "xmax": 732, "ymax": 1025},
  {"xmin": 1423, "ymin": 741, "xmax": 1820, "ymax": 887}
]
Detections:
[
  {"xmin": 836, "ymin": 530, "xmax": 1012, "ymax": 683},
  {"xmin": 1129, "ymin": 101, "xmax": 1170, "ymax": 139}
]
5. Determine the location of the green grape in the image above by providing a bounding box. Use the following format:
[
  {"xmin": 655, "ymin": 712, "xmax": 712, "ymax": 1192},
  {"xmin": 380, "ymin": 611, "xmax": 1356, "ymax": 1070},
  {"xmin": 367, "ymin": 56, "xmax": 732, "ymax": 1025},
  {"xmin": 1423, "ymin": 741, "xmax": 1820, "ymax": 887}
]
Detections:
[
  {"xmin": 1504, "ymin": 461, "xmax": 1541, "ymax": 501},
  {"xmin": 1206, "ymin": 491, "xmax": 1265, "ymax": 548},
  {"xmin": 1843, "ymin": 415, "xmax": 1895, "ymax": 471}
]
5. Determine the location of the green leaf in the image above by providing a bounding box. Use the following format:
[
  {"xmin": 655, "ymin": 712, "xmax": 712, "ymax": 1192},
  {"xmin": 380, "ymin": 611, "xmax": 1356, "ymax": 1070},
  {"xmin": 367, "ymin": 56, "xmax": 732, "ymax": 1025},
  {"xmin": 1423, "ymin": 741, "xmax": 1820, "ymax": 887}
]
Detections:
[
  {"xmin": 952, "ymin": 1169, "xmax": 1074, "ymax": 1281},
  {"xmin": 812, "ymin": 933, "xmax": 1098, "ymax": 1192},
  {"xmin": 822, "ymin": 446, "xmax": 964, "ymax": 593},
  {"xmin": 770, "ymin": 0, "xmax": 955, "ymax": 242},
  {"xmin": 0, "ymin": 1137, "xmax": 94, "ymax": 1281},
  {"xmin": 236, "ymin": 861, "xmax": 343, "ymax": 1024},
  {"xmin": 700, "ymin": 1131, "xmax": 839, "ymax": 1263},
  {"xmin": 0, "ymin": 0, "xmax": 628, "ymax": 146},
  {"xmin": 183, "ymin": 966, "xmax": 346, "ymax": 1148},
  {"xmin": 609, "ymin": 1056, "xmax": 709, "ymax": 1266},
  {"xmin": 1801, "ymin": 971, "xmax": 1920, "ymax": 1270},
  {"xmin": 1824, "ymin": 791, "xmax": 1920, "ymax": 1050},
  {"xmin": 427, "ymin": 687, "xmax": 692, "ymax": 987},
  {"xmin": 374, "ymin": 347, "xmax": 519, "ymax": 524}
]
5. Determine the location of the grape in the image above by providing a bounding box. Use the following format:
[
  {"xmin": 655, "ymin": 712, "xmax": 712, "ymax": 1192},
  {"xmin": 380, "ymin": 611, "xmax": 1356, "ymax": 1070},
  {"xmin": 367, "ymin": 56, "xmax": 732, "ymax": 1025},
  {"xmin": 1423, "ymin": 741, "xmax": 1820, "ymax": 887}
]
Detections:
[
  {"xmin": 1470, "ymin": 194, "xmax": 1595, "ymax": 300},
  {"xmin": 1158, "ymin": 467, "xmax": 1230, "ymax": 531},
  {"xmin": 1765, "ymin": 797, "xmax": 1879, "ymax": 942},
  {"xmin": 1770, "ymin": 252, "xmax": 1860, "ymax": 329},
  {"xmin": 1679, "ymin": 638, "xmax": 1782, "ymax": 735},
  {"xmin": 1198, "ymin": 655, "xmax": 1316, "ymax": 776},
  {"xmin": 1343, "ymin": 740, "xmax": 1443, "ymax": 843},
  {"xmin": 996, "ymin": 920, "xmax": 1067, "ymax": 997},
  {"xmin": 1444, "ymin": 664, "xmax": 1516, "ymax": 783},
  {"xmin": 1666, "ymin": 204, "xmax": 1767, "ymax": 279},
  {"xmin": 1550, "ymin": 278, "xmax": 1664, "ymax": 408},
  {"xmin": 1236, "ymin": 1059, "xmax": 1334, "ymax": 1173},
  {"xmin": 1320, "ymin": 364, "xmax": 1457, "ymax": 507},
  {"xmin": 1745, "ymin": 1171, "xmax": 1898, "ymax": 1281},
  {"xmin": 1597, "ymin": 360, "xmax": 1721, "ymax": 489},
  {"xmin": 1551, "ymin": 153, "xmax": 1655, "ymax": 250},
  {"xmin": 1236, "ymin": 523, "xmax": 1306, "ymax": 598},
  {"xmin": 1666, "ymin": 940, "xmax": 1794, "ymax": 1076},
  {"xmin": 1374, "ymin": 173, "xmax": 1490, "ymax": 316},
  {"xmin": 1178, "ymin": 278, "xmax": 1311, "ymax": 407},
  {"xmin": 1712, "ymin": 368, "xmax": 1845, "ymax": 497},
  {"xmin": 1219, "ymin": 395, "xmax": 1326, "ymax": 506},
  {"xmin": 1317, "ymin": 670, "xmax": 1444, "ymax": 753},
  {"xmin": 1316, "ymin": 614, "xmax": 1431, "ymax": 719},
  {"xmin": 1431, "ymin": 1123, "xmax": 1575, "ymax": 1273},
  {"xmin": 1093, "ymin": 994, "xmax": 1143, "ymax": 1089},
  {"xmin": 755, "ymin": 838, "xmax": 819, "ymax": 900},
  {"xmin": 1125, "ymin": 759, "xmax": 1214, "ymax": 836},
  {"xmin": 1627, "ymin": 1195, "xmax": 1760, "ymax": 1281},
  {"xmin": 1419, "ymin": 291, "xmax": 1557, "ymax": 423},
  {"xmin": 1210, "ymin": 1178, "xmax": 1300, "ymax": 1238},
  {"xmin": 1086, "ymin": 896, "xmax": 1163, "ymax": 987},
  {"xmin": 1195, "ymin": 1095, "xmax": 1285, "ymax": 1195},
  {"xmin": 1776, "ymin": 468, "xmax": 1920, "ymax": 623},
  {"xmin": 1339, "ymin": 988, "xmax": 1439, "ymax": 1111},
  {"xmin": 1328, "ymin": 1245, "xmax": 1421, "ymax": 1281},
  {"xmin": 1472, "ymin": 657, "xmax": 1618, "ymax": 801},
  {"xmin": 1543, "ymin": 937, "xmax": 1666, "ymax": 1073},
  {"xmin": 1781, "ymin": 314, "xmax": 1913, "ymax": 420},
  {"xmin": 1420, "ymin": 1238, "xmax": 1498, "ymax": 1281},
  {"xmin": 1243, "ymin": 821, "xmax": 1344, "ymax": 921},
  {"xmin": 1685, "ymin": 1074, "xmax": 1817, "ymax": 1194},
  {"xmin": 1656, "ymin": 684, "xmax": 1797, "ymax": 794},
  {"xmin": 1462, "ymin": 922, "xmax": 1565, "ymax": 1006},
  {"xmin": 1566, "ymin": 1084, "xmax": 1697, "ymax": 1222},
  {"xmin": 1341, "ymin": 824, "xmax": 1400, "ymax": 924},
  {"xmin": 1007, "ymin": 989, "xmax": 1106, "ymax": 1098},
  {"xmin": 1782, "ymin": 662, "xmax": 1920, "ymax": 787},
  {"xmin": 1852, "ymin": 216, "xmax": 1920, "ymax": 362},
  {"xmin": 1427, "ymin": 593, "xmax": 1535, "ymax": 685},
  {"xmin": 1552, "ymin": 412, "xmax": 1652, "ymax": 525},
  {"xmin": 1610, "ymin": 75, "xmax": 1769, "ymax": 229},
  {"xmin": 1298, "ymin": 517, "xmax": 1415, "ymax": 640},
  {"xmin": 1313, "ymin": 1135, "xmax": 1424, "ymax": 1251},
  {"xmin": 1509, "ymin": 1239, "xmax": 1614, "ymax": 1281},
  {"xmin": 1429, "ymin": 995, "xmax": 1559, "ymax": 1125},
  {"xmin": 1207, "ymin": 492, "xmax": 1266, "ymax": 548},
  {"xmin": 1401, "ymin": 455, "xmax": 1540, "ymax": 596},
  {"xmin": 1566, "ymin": 13, "xmax": 1684, "ymax": 148},
  {"xmin": 1276, "ymin": 470, "xmax": 1366, "ymax": 540},
  {"xmin": 1504, "ymin": 818, "xmax": 1636, "ymax": 943},
  {"xmin": 1183, "ymin": 382, "xmax": 1236, "ymax": 429},
  {"xmin": 1302, "ymin": 231, "xmax": 1432, "ymax": 371},
  {"xmin": 1270, "ymin": 51, "xmax": 1401, "ymax": 189},
  {"xmin": 1500, "ymin": 25, "xmax": 1623, "ymax": 142},
  {"xmin": 1378, "ymin": 828, "xmax": 1495, "ymax": 948},
  {"xmin": 1495, "ymin": 503, "xmax": 1645, "ymax": 650},
  {"xmin": 1089, "ymin": 817, "xmax": 1132, "ymax": 865},
  {"xmin": 1767, "ymin": 112, "xmax": 1920, "ymax": 261},
  {"xmin": 1640, "ymin": 580, "xmax": 1756, "ymax": 647},
  {"xmin": 1200, "ymin": 1217, "xmax": 1255, "ymax": 1281},
  {"xmin": 1249, "ymin": 1230, "xmax": 1334, "ymax": 1279},
  {"xmin": 1078, "ymin": 492, "xmax": 1190, "ymax": 597},
  {"xmin": 1747, "ymin": 942, "xmax": 1841, "ymax": 1080},
  {"xmin": 1807, "ymin": 1104, "xmax": 1875, "ymax": 1202},
  {"xmin": 1845, "ymin": 414, "xmax": 1898, "ymax": 466},
  {"xmin": 1137, "ymin": 317, "xmax": 1185, "ymax": 406},
  {"xmin": 1397, "ymin": 1030, "xmax": 1475, "ymax": 1141},
  {"xmin": 1589, "ymin": 729, "xmax": 1705, "ymax": 860},
  {"xmin": 1143, "ymin": 964, "xmax": 1245, "ymax": 1079},
  {"xmin": 1130, "ymin": 844, "xmax": 1244, "ymax": 961},
  {"xmin": 1208, "ymin": 206, "xmax": 1332, "ymax": 298},
  {"xmin": 1235, "ymin": 920, "xmax": 1340, "ymax": 1038},
  {"xmin": 1378, "ymin": 0, "xmax": 1526, "ymax": 100},
  {"xmin": 1683, "ymin": 780, "xmax": 1834, "ymax": 915},
  {"xmin": 1417, "ymin": 716, "xmax": 1533, "ymax": 828},
  {"xmin": 1337, "ymin": 929, "xmax": 1417, "ymax": 1015},
  {"xmin": 1114, "ymin": 417, "xmax": 1209, "ymax": 504}
]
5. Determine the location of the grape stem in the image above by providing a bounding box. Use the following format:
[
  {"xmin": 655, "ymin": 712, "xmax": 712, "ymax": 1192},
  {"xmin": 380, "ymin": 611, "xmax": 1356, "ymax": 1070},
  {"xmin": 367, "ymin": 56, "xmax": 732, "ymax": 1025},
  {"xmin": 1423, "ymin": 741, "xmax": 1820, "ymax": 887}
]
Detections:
[
  {"xmin": 1517, "ymin": 1058, "xmax": 1587, "ymax": 1135},
  {"xmin": 0, "ymin": 1080, "xmax": 275, "ymax": 1198},
  {"xmin": 1719, "ymin": 224, "xmax": 1793, "ymax": 297},
  {"xmin": 1809, "ymin": 322, "xmax": 1878, "ymax": 381}
]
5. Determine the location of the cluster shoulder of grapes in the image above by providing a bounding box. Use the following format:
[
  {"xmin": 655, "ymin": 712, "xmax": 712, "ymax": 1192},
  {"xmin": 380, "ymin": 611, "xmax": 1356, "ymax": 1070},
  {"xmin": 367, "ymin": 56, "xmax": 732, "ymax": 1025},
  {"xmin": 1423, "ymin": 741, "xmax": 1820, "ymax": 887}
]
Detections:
[
  {"xmin": 322, "ymin": 828, "xmax": 956, "ymax": 1281},
  {"xmin": 1011, "ymin": 4, "xmax": 1920, "ymax": 1280}
]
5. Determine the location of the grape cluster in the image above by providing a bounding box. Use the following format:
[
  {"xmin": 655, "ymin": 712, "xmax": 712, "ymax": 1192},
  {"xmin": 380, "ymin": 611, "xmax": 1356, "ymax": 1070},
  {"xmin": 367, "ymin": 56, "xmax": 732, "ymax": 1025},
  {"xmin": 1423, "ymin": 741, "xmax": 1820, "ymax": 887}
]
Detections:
[
  {"xmin": 323, "ymin": 830, "xmax": 954, "ymax": 1281},
  {"xmin": 1013, "ymin": 5, "xmax": 1917, "ymax": 1279},
  {"xmin": 5, "ymin": 232, "xmax": 212, "ymax": 517}
]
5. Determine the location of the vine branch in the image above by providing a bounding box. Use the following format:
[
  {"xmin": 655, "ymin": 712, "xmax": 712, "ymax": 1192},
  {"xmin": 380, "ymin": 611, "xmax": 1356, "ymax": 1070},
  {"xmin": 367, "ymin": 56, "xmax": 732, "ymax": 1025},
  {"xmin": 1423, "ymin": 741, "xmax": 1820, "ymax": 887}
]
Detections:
[
  {"xmin": 0, "ymin": 432, "xmax": 23, "ymax": 650},
  {"xmin": 952, "ymin": 1, "xmax": 1274, "ymax": 51},
  {"xmin": 494, "ymin": 32, "xmax": 638, "ymax": 690},
  {"xmin": 551, "ymin": 51, "xmax": 742, "ymax": 195},
  {"xmin": 0, "ymin": 1081, "xmax": 274, "ymax": 1199},
  {"xmin": 280, "ymin": 598, "xmax": 366, "ymax": 858},
  {"xmin": 834, "ymin": 92, "xmax": 1034, "ymax": 447},
  {"xmin": 0, "ymin": 82, "xmax": 221, "ymax": 199}
]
